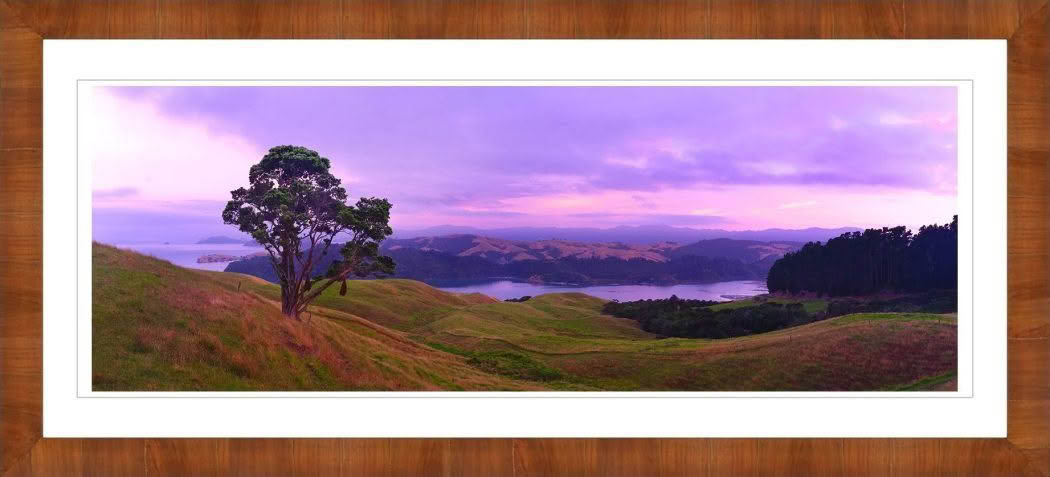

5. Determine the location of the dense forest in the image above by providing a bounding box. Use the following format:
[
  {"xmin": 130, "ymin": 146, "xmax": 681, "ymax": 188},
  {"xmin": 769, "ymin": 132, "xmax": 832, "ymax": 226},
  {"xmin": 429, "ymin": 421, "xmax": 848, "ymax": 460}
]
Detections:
[{"xmin": 766, "ymin": 216, "xmax": 958, "ymax": 296}]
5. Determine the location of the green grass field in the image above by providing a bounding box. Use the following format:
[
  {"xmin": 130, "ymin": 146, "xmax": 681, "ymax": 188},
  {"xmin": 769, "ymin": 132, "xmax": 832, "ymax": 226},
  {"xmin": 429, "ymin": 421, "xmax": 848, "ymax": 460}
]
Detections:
[
  {"xmin": 707, "ymin": 296, "xmax": 828, "ymax": 313},
  {"xmin": 93, "ymin": 243, "xmax": 958, "ymax": 392}
]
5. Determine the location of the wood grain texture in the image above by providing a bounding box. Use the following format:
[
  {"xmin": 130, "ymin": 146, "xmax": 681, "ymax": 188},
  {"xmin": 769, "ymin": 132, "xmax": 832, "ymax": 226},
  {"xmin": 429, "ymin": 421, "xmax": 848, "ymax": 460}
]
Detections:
[
  {"xmin": 1, "ymin": 0, "xmax": 1048, "ymax": 475},
  {"xmin": 572, "ymin": 0, "xmax": 708, "ymax": 38},
  {"xmin": 4, "ymin": 439, "xmax": 145, "ymax": 477},
  {"xmin": 524, "ymin": 0, "xmax": 576, "ymax": 38},
  {"xmin": 891, "ymin": 439, "xmax": 1032, "ymax": 476},
  {"xmin": 145, "ymin": 439, "xmax": 232, "ymax": 476},
  {"xmin": 905, "ymin": 0, "xmax": 1034, "ymax": 39},
  {"xmin": 1006, "ymin": 2, "xmax": 1050, "ymax": 469},
  {"xmin": 0, "ymin": 3, "xmax": 43, "ymax": 473},
  {"xmin": 827, "ymin": 0, "xmax": 904, "ymax": 39},
  {"xmin": 20, "ymin": 0, "xmax": 160, "ymax": 39}
]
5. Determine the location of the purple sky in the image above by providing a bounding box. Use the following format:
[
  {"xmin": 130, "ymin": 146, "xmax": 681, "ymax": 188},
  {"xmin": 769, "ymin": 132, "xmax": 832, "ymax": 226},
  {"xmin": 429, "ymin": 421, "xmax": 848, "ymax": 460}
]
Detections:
[{"xmin": 86, "ymin": 86, "xmax": 957, "ymax": 243}]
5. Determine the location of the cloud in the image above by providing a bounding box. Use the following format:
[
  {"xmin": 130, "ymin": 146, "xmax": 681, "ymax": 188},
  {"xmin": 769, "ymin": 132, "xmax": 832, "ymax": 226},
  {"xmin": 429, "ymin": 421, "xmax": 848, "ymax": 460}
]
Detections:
[
  {"xmin": 89, "ymin": 85, "xmax": 958, "ymax": 234},
  {"xmin": 115, "ymin": 86, "xmax": 955, "ymax": 194},
  {"xmin": 879, "ymin": 112, "xmax": 920, "ymax": 126},
  {"xmin": 93, "ymin": 187, "xmax": 138, "ymax": 200},
  {"xmin": 82, "ymin": 87, "xmax": 264, "ymax": 209},
  {"xmin": 779, "ymin": 200, "xmax": 818, "ymax": 209},
  {"xmin": 605, "ymin": 156, "xmax": 649, "ymax": 169},
  {"xmin": 446, "ymin": 208, "xmax": 529, "ymax": 218},
  {"xmin": 566, "ymin": 212, "xmax": 727, "ymax": 227}
]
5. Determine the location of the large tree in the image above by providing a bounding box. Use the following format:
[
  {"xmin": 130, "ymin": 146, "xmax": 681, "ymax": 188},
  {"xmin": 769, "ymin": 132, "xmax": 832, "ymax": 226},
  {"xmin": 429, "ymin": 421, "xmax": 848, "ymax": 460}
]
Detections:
[{"xmin": 223, "ymin": 145, "xmax": 394, "ymax": 319}]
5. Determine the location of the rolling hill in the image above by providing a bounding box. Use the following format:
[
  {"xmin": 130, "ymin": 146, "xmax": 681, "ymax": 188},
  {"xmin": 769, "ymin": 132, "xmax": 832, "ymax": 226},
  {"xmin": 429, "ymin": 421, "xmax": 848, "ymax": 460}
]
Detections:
[
  {"xmin": 93, "ymin": 243, "xmax": 532, "ymax": 391},
  {"xmin": 383, "ymin": 235, "xmax": 680, "ymax": 263},
  {"xmin": 664, "ymin": 238, "xmax": 798, "ymax": 263},
  {"xmin": 95, "ymin": 243, "xmax": 957, "ymax": 392}
]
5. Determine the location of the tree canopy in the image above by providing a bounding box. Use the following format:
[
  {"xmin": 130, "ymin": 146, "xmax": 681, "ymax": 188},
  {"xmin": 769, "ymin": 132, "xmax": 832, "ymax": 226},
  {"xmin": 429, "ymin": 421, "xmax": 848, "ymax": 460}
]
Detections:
[
  {"xmin": 222, "ymin": 145, "xmax": 394, "ymax": 319},
  {"xmin": 602, "ymin": 297, "xmax": 812, "ymax": 339},
  {"xmin": 766, "ymin": 216, "xmax": 957, "ymax": 296}
]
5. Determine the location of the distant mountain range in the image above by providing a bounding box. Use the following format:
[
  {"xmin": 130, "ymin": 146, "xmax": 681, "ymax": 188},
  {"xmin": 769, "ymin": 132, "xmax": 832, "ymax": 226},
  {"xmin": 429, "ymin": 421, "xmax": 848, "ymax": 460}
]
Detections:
[
  {"xmin": 383, "ymin": 235, "xmax": 680, "ymax": 264},
  {"xmin": 226, "ymin": 234, "xmax": 802, "ymax": 286},
  {"xmin": 391, "ymin": 225, "xmax": 860, "ymax": 245}
]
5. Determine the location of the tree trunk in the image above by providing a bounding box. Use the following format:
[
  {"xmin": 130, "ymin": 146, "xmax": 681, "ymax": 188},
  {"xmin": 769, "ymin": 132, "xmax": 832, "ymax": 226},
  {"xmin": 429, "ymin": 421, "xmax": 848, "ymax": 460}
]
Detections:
[
  {"xmin": 278, "ymin": 250, "xmax": 301, "ymax": 320},
  {"xmin": 280, "ymin": 285, "xmax": 300, "ymax": 320}
]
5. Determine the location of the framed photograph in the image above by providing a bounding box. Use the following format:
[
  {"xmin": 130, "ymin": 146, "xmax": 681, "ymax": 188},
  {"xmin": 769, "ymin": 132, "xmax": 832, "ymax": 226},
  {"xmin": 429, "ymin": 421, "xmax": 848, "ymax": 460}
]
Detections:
[{"xmin": 2, "ymin": 1, "xmax": 1047, "ymax": 475}]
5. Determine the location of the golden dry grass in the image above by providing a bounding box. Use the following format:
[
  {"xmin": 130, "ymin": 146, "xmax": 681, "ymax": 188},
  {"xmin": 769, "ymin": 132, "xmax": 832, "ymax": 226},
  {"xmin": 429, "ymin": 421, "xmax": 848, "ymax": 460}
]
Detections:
[{"xmin": 92, "ymin": 243, "xmax": 534, "ymax": 391}]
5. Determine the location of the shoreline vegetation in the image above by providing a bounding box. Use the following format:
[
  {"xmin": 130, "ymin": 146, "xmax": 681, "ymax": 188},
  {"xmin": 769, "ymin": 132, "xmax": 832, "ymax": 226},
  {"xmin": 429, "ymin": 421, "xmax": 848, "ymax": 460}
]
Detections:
[{"xmin": 601, "ymin": 290, "xmax": 956, "ymax": 339}]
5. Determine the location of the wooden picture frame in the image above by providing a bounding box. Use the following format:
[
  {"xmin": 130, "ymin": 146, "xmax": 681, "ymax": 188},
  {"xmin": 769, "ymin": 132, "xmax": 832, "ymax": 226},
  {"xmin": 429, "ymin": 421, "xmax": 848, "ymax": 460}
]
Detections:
[{"xmin": 1, "ymin": 1, "xmax": 1046, "ymax": 475}]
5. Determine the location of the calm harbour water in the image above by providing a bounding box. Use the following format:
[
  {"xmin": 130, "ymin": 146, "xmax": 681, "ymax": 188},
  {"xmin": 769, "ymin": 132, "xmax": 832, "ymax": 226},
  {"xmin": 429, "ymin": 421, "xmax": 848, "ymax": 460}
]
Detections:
[
  {"xmin": 432, "ymin": 279, "xmax": 768, "ymax": 302},
  {"xmin": 111, "ymin": 243, "xmax": 768, "ymax": 301},
  {"xmin": 113, "ymin": 243, "xmax": 262, "ymax": 272}
]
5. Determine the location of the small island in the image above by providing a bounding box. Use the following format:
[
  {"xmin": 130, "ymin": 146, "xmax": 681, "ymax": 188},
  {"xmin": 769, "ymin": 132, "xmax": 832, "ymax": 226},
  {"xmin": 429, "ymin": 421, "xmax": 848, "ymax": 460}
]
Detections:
[
  {"xmin": 196, "ymin": 235, "xmax": 246, "ymax": 245},
  {"xmin": 197, "ymin": 251, "xmax": 268, "ymax": 264}
]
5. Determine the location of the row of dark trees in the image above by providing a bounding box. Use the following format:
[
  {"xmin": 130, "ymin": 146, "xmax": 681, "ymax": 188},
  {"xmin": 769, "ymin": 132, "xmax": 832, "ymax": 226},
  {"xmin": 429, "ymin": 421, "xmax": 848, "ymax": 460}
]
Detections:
[
  {"xmin": 602, "ymin": 290, "xmax": 958, "ymax": 339},
  {"xmin": 825, "ymin": 290, "xmax": 958, "ymax": 317},
  {"xmin": 766, "ymin": 216, "xmax": 958, "ymax": 296},
  {"xmin": 602, "ymin": 296, "xmax": 815, "ymax": 339}
]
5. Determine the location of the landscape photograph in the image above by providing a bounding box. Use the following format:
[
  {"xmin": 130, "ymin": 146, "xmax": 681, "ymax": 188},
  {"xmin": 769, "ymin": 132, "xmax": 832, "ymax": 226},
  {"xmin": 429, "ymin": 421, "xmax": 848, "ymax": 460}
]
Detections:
[{"xmin": 88, "ymin": 85, "xmax": 959, "ymax": 392}]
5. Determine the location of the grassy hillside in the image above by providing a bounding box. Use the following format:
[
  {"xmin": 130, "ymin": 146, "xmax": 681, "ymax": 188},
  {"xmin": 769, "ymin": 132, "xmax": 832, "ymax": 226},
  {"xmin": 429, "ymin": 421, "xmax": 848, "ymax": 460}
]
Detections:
[
  {"xmin": 93, "ymin": 243, "xmax": 534, "ymax": 391},
  {"xmin": 94, "ymin": 243, "xmax": 957, "ymax": 391}
]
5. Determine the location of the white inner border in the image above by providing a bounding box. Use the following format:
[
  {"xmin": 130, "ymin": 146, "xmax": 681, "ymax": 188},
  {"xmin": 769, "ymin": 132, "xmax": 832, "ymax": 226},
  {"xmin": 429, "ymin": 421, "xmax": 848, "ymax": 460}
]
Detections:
[{"xmin": 43, "ymin": 40, "xmax": 1006, "ymax": 437}]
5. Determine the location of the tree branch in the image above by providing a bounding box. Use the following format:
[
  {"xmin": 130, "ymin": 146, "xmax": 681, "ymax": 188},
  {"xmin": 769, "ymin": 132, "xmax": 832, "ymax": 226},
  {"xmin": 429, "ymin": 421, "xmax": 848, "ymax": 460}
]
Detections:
[{"xmin": 297, "ymin": 235, "xmax": 364, "ymax": 309}]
